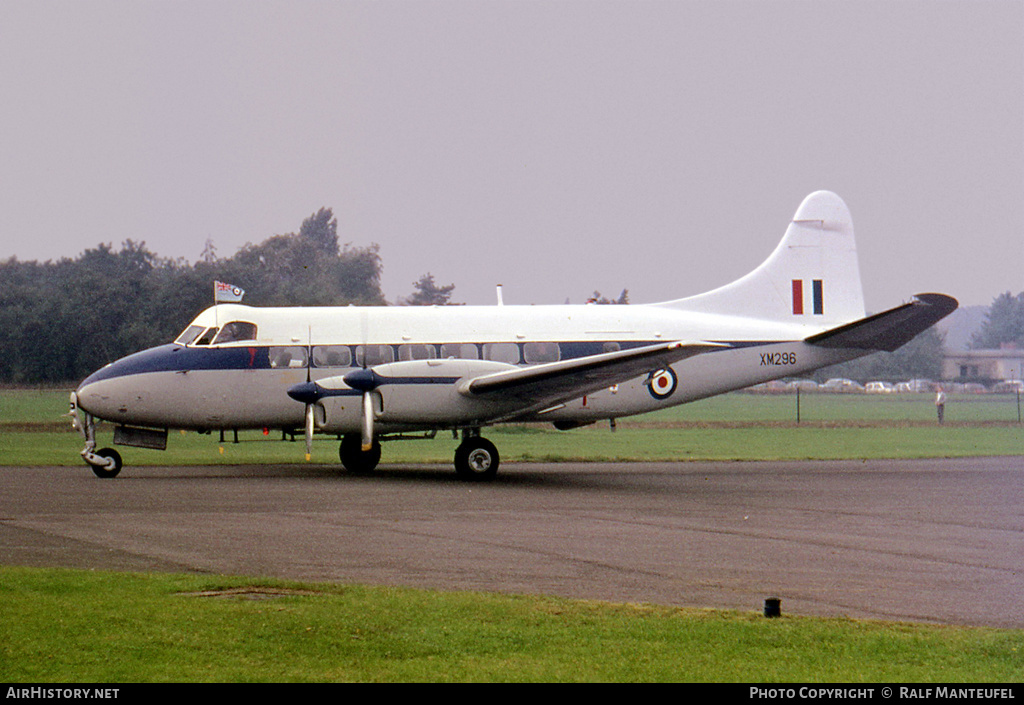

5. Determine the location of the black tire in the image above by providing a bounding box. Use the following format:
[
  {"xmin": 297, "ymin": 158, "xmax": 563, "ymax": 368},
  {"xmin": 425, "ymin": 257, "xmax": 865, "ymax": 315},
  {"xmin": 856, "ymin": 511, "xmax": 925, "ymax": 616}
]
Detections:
[
  {"xmin": 454, "ymin": 437, "xmax": 499, "ymax": 481},
  {"xmin": 89, "ymin": 447, "xmax": 122, "ymax": 479},
  {"xmin": 339, "ymin": 433, "xmax": 381, "ymax": 474}
]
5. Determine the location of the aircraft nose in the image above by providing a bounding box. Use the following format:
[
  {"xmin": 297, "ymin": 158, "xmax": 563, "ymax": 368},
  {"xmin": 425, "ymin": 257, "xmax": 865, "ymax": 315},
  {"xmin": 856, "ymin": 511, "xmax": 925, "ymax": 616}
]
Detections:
[
  {"xmin": 75, "ymin": 377, "xmax": 119, "ymax": 419},
  {"xmin": 75, "ymin": 343, "xmax": 183, "ymax": 417}
]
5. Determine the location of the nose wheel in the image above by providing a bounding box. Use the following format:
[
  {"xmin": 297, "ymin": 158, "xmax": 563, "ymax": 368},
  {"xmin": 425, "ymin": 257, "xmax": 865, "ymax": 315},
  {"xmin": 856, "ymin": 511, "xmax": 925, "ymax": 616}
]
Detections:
[
  {"xmin": 88, "ymin": 448, "xmax": 123, "ymax": 478},
  {"xmin": 454, "ymin": 436, "xmax": 499, "ymax": 481}
]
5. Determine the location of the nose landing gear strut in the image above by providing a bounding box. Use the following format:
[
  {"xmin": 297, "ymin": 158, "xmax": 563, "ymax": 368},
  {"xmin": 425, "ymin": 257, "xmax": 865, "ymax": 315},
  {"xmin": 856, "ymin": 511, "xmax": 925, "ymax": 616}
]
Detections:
[{"xmin": 70, "ymin": 392, "xmax": 123, "ymax": 478}]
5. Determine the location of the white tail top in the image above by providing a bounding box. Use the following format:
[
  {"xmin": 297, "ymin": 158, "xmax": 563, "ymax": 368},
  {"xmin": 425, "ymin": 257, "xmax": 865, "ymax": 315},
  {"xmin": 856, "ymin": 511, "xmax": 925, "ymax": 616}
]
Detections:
[{"xmin": 657, "ymin": 191, "xmax": 866, "ymax": 327}]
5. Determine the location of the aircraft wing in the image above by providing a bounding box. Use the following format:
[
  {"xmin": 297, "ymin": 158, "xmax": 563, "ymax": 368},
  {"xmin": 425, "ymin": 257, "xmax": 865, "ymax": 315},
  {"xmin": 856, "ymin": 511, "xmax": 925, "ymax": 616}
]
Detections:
[
  {"xmin": 459, "ymin": 340, "xmax": 725, "ymax": 416},
  {"xmin": 805, "ymin": 293, "xmax": 958, "ymax": 352}
]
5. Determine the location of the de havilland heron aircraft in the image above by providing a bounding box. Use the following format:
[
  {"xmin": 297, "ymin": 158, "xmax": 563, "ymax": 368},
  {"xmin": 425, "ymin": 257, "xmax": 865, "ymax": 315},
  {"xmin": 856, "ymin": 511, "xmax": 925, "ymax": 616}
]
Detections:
[{"xmin": 70, "ymin": 191, "xmax": 957, "ymax": 480}]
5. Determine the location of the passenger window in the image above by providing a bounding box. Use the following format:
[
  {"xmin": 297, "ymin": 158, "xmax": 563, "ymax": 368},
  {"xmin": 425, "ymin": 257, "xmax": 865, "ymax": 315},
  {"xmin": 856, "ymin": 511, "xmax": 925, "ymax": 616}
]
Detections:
[
  {"xmin": 312, "ymin": 346, "xmax": 352, "ymax": 368},
  {"xmin": 355, "ymin": 345, "xmax": 395, "ymax": 367},
  {"xmin": 212, "ymin": 321, "xmax": 257, "ymax": 344},
  {"xmin": 270, "ymin": 346, "xmax": 308, "ymax": 369},
  {"xmin": 175, "ymin": 325, "xmax": 205, "ymax": 346},
  {"xmin": 524, "ymin": 342, "xmax": 560, "ymax": 364},
  {"xmin": 194, "ymin": 327, "xmax": 219, "ymax": 346},
  {"xmin": 399, "ymin": 344, "xmax": 437, "ymax": 361},
  {"xmin": 441, "ymin": 343, "xmax": 480, "ymax": 360},
  {"xmin": 484, "ymin": 343, "xmax": 521, "ymax": 364}
]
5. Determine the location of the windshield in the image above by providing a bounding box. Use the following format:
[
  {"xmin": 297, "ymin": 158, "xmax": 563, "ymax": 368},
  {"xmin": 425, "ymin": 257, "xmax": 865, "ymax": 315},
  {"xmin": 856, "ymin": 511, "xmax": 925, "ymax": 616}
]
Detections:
[
  {"xmin": 174, "ymin": 325, "xmax": 205, "ymax": 346},
  {"xmin": 193, "ymin": 327, "xmax": 219, "ymax": 345}
]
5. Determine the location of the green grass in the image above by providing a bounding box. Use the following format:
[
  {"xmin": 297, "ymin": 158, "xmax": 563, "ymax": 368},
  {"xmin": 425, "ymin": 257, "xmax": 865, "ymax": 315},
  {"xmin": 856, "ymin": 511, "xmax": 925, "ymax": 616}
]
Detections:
[
  {"xmin": 2, "ymin": 389, "xmax": 1022, "ymax": 467},
  {"xmin": 2, "ymin": 566, "xmax": 1021, "ymax": 683},
  {"xmin": 3, "ymin": 391, "xmax": 1023, "ymax": 683}
]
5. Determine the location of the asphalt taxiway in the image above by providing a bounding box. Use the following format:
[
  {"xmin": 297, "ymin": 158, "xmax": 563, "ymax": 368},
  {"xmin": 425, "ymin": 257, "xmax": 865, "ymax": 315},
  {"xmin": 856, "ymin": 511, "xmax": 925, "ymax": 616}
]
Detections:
[{"xmin": 1, "ymin": 457, "xmax": 1021, "ymax": 627}]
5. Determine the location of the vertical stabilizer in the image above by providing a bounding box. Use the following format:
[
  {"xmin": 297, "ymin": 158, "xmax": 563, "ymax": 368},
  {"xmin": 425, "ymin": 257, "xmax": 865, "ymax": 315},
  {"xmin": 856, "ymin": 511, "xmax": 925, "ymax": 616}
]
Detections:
[{"xmin": 658, "ymin": 191, "xmax": 866, "ymax": 326}]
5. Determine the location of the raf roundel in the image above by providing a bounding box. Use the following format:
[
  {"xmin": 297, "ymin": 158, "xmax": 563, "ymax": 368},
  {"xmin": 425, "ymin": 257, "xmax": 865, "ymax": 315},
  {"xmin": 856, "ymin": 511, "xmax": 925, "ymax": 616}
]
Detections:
[{"xmin": 647, "ymin": 368, "xmax": 678, "ymax": 400}]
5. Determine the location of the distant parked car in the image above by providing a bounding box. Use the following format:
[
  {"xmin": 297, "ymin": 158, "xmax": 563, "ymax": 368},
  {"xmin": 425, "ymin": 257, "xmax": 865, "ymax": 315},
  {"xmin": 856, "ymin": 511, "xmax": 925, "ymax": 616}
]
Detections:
[
  {"xmin": 865, "ymin": 381, "xmax": 895, "ymax": 393},
  {"xmin": 897, "ymin": 379, "xmax": 934, "ymax": 393},
  {"xmin": 962, "ymin": 383, "xmax": 988, "ymax": 394},
  {"xmin": 786, "ymin": 379, "xmax": 819, "ymax": 392},
  {"xmin": 747, "ymin": 380, "xmax": 790, "ymax": 393},
  {"xmin": 822, "ymin": 378, "xmax": 863, "ymax": 393},
  {"xmin": 993, "ymin": 380, "xmax": 1024, "ymax": 394}
]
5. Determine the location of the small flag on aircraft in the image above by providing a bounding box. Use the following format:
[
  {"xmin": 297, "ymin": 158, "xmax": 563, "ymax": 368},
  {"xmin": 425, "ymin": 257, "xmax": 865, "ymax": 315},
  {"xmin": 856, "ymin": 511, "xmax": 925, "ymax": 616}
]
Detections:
[{"xmin": 214, "ymin": 281, "xmax": 245, "ymax": 303}]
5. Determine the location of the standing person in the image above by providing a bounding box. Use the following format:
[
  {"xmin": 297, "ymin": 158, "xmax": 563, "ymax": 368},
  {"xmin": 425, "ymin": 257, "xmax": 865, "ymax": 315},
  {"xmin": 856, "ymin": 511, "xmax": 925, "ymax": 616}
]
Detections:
[{"xmin": 935, "ymin": 386, "xmax": 947, "ymax": 424}]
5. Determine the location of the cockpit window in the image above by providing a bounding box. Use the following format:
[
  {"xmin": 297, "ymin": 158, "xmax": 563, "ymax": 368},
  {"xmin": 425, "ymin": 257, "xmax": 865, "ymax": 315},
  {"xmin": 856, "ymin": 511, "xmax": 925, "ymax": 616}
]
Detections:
[
  {"xmin": 193, "ymin": 327, "xmax": 219, "ymax": 346},
  {"xmin": 212, "ymin": 321, "xmax": 257, "ymax": 345},
  {"xmin": 174, "ymin": 325, "xmax": 205, "ymax": 346}
]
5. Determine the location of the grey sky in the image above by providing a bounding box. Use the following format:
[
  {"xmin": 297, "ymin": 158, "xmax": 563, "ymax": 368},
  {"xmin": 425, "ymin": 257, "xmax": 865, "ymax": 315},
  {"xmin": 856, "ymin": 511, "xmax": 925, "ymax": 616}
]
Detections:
[{"xmin": 1, "ymin": 0, "xmax": 1021, "ymax": 312}]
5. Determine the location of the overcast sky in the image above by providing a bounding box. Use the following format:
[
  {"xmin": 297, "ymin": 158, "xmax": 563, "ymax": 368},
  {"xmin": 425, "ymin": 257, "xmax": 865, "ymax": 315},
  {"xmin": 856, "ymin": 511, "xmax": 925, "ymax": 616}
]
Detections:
[{"xmin": 1, "ymin": 0, "xmax": 1021, "ymax": 312}]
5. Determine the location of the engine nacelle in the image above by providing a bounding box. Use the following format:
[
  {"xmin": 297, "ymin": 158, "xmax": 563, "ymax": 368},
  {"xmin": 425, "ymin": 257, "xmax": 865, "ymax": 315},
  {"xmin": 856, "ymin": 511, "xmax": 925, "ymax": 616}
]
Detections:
[{"xmin": 313, "ymin": 358, "xmax": 520, "ymax": 433}]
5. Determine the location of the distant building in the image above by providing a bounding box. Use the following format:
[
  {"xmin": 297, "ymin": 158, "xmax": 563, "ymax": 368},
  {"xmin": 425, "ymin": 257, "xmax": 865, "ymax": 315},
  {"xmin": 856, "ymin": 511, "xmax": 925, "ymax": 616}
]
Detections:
[{"xmin": 943, "ymin": 345, "xmax": 1024, "ymax": 383}]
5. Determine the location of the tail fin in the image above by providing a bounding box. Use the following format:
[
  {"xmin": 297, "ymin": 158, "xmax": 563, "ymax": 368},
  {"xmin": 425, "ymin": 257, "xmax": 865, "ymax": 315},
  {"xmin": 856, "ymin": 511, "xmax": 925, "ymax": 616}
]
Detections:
[{"xmin": 658, "ymin": 191, "xmax": 866, "ymax": 326}]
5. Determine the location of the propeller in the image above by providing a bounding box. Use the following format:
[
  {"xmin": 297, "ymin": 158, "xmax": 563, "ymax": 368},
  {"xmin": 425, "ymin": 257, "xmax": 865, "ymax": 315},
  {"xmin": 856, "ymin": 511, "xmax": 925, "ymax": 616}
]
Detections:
[
  {"xmin": 343, "ymin": 367, "xmax": 380, "ymax": 452},
  {"xmin": 350, "ymin": 311, "xmax": 379, "ymax": 452},
  {"xmin": 286, "ymin": 375, "xmax": 322, "ymax": 450},
  {"xmin": 304, "ymin": 400, "xmax": 315, "ymax": 461},
  {"xmin": 302, "ymin": 327, "xmax": 315, "ymax": 460}
]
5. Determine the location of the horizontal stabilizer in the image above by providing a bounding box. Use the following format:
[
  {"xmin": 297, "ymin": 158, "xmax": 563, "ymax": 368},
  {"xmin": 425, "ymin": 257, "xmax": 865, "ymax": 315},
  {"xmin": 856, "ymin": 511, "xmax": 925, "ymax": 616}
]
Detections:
[
  {"xmin": 805, "ymin": 293, "xmax": 958, "ymax": 352},
  {"xmin": 461, "ymin": 340, "xmax": 725, "ymax": 411}
]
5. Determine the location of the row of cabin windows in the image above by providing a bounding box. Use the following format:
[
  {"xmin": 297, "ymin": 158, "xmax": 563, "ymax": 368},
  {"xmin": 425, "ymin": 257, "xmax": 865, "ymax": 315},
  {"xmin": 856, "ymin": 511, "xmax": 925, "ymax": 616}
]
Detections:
[
  {"xmin": 176, "ymin": 322, "xmax": 620, "ymax": 368},
  {"xmin": 271, "ymin": 341, "xmax": 578, "ymax": 369}
]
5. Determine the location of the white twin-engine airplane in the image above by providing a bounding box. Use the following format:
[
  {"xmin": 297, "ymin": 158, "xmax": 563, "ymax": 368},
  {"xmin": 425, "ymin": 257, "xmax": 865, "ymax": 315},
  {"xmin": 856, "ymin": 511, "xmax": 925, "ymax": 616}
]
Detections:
[{"xmin": 70, "ymin": 191, "xmax": 957, "ymax": 480}]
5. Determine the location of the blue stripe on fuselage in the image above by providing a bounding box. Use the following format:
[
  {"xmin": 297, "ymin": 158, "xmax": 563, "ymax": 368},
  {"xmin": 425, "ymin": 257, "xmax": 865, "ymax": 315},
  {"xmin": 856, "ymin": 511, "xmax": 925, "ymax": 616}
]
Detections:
[
  {"xmin": 78, "ymin": 344, "xmax": 266, "ymax": 387},
  {"xmin": 78, "ymin": 339, "xmax": 753, "ymax": 390}
]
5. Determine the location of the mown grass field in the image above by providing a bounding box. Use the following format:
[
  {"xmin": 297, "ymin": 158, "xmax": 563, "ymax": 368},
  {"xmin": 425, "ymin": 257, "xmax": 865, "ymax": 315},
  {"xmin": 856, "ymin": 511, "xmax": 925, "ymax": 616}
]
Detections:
[{"xmin": 2, "ymin": 567, "xmax": 1022, "ymax": 683}]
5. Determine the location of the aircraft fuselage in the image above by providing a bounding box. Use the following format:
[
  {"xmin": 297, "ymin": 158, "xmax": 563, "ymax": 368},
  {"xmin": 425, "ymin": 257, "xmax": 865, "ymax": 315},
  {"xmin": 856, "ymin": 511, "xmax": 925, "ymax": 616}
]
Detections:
[{"xmin": 75, "ymin": 302, "xmax": 857, "ymax": 434}]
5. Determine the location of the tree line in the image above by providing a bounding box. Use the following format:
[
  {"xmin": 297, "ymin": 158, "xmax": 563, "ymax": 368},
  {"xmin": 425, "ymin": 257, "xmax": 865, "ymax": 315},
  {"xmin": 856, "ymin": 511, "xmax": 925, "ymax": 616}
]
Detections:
[
  {"xmin": 969, "ymin": 291, "xmax": 1024, "ymax": 350},
  {"xmin": 0, "ymin": 208, "xmax": 387, "ymax": 384}
]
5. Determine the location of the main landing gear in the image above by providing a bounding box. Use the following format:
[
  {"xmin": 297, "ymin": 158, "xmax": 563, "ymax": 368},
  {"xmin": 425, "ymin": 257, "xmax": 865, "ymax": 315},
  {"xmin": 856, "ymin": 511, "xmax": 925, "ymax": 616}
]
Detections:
[
  {"xmin": 338, "ymin": 430, "xmax": 500, "ymax": 481},
  {"xmin": 339, "ymin": 433, "xmax": 381, "ymax": 474},
  {"xmin": 453, "ymin": 434, "xmax": 499, "ymax": 481}
]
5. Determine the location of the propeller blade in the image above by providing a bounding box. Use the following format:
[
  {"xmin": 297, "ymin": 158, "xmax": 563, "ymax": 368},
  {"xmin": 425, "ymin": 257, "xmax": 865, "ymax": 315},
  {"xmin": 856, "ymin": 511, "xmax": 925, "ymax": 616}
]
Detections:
[
  {"xmin": 361, "ymin": 391, "xmax": 374, "ymax": 452},
  {"xmin": 304, "ymin": 403, "xmax": 315, "ymax": 461},
  {"xmin": 304, "ymin": 326, "xmax": 314, "ymax": 461}
]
